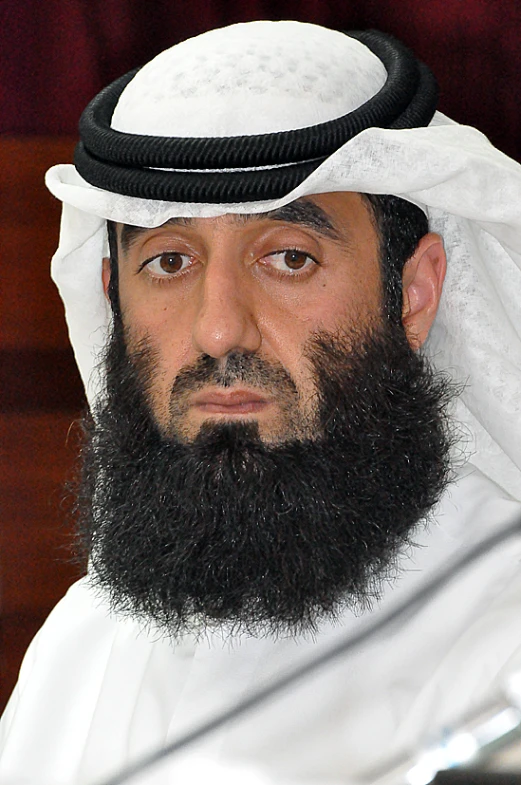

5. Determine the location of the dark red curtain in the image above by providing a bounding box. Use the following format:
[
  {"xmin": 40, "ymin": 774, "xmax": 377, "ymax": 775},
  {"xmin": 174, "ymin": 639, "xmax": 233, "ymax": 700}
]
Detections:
[{"xmin": 2, "ymin": 0, "xmax": 521, "ymax": 161}]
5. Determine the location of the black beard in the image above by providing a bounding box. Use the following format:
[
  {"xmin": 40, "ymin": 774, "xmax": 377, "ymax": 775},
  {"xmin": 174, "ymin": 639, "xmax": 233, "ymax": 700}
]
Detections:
[{"xmin": 75, "ymin": 318, "xmax": 455, "ymax": 639}]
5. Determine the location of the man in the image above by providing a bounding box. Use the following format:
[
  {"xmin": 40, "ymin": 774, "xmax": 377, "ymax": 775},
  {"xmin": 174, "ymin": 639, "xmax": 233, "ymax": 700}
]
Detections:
[{"xmin": 1, "ymin": 20, "xmax": 521, "ymax": 785}]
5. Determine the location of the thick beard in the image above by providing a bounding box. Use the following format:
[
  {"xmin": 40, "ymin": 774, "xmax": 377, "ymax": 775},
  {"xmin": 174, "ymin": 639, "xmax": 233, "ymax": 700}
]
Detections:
[{"xmin": 75, "ymin": 318, "xmax": 456, "ymax": 639}]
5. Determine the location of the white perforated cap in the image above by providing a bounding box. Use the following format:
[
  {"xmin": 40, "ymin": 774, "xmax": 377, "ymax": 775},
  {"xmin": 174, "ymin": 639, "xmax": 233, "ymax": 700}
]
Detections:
[{"xmin": 111, "ymin": 21, "xmax": 387, "ymax": 137}]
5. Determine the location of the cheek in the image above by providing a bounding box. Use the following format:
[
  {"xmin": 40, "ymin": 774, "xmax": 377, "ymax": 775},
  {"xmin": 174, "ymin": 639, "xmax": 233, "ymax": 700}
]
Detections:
[
  {"xmin": 266, "ymin": 269, "xmax": 381, "ymax": 354},
  {"xmin": 268, "ymin": 279, "xmax": 382, "ymax": 398},
  {"xmin": 120, "ymin": 299, "xmax": 194, "ymax": 420},
  {"xmin": 120, "ymin": 278, "xmax": 192, "ymax": 353}
]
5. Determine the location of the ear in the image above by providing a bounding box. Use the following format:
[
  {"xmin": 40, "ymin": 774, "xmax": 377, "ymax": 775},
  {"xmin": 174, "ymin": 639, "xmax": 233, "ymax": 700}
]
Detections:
[
  {"xmin": 102, "ymin": 257, "xmax": 111, "ymax": 300},
  {"xmin": 401, "ymin": 232, "xmax": 446, "ymax": 349}
]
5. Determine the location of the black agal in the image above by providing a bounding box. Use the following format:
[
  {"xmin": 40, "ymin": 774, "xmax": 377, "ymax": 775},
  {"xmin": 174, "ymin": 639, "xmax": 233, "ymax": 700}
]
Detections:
[{"xmin": 74, "ymin": 30, "xmax": 438, "ymax": 204}]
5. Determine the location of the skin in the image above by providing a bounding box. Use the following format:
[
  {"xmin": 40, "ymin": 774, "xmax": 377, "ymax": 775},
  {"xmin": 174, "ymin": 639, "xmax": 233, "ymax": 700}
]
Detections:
[{"xmin": 102, "ymin": 192, "xmax": 446, "ymax": 441}]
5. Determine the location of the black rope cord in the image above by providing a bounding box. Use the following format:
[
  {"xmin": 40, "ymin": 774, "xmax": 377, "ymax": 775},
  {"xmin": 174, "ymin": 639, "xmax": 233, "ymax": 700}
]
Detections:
[{"xmin": 75, "ymin": 29, "xmax": 438, "ymax": 203}]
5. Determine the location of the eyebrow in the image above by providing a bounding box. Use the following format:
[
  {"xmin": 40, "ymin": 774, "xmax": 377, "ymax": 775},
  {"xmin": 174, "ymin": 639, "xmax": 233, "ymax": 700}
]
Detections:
[{"xmin": 119, "ymin": 198, "xmax": 342, "ymax": 253}]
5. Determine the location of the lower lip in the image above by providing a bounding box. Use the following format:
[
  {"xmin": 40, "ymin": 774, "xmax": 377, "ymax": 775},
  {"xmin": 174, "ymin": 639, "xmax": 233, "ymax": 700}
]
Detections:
[{"xmin": 196, "ymin": 401, "xmax": 269, "ymax": 415}]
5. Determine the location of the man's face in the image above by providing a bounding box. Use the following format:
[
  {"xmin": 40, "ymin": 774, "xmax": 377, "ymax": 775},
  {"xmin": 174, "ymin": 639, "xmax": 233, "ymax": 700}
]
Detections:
[
  {"xmin": 106, "ymin": 192, "xmax": 383, "ymax": 443},
  {"xmin": 86, "ymin": 191, "xmax": 452, "ymax": 637}
]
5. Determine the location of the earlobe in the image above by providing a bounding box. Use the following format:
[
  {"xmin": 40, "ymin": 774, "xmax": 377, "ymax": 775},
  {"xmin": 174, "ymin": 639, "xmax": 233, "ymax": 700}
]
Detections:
[
  {"xmin": 102, "ymin": 257, "xmax": 111, "ymax": 300},
  {"xmin": 401, "ymin": 233, "xmax": 446, "ymax": 349}
]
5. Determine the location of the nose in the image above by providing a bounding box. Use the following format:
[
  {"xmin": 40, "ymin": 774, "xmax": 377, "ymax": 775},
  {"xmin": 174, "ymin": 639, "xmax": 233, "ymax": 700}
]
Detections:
[{"xmin": 192, "ymin": 255, "xmax": 262, "ymax": 359}]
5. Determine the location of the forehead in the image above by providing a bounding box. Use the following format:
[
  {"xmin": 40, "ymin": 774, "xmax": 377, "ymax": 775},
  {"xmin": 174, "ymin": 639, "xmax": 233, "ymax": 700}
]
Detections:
[{"xmin": 118, "ymin": 192, "xmax": 375, "ymax": 252}]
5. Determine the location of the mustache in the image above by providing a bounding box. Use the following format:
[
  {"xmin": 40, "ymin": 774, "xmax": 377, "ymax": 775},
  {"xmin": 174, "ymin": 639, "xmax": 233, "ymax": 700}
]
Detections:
[{"xmin": 169, "ymin": 351, "xmax": 299, "ymax": 399}]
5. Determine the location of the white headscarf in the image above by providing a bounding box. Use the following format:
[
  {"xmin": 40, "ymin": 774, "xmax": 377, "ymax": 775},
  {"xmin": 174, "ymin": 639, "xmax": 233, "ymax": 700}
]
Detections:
[{"xmin": 45, "ymin": 20, "xmax": 521, "ymax": 500}]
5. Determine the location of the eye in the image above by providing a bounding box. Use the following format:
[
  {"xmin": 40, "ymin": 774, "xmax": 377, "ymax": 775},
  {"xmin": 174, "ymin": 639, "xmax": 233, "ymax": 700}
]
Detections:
[
  {"xmin": 142, "ymin": 252, "xmax": 193, "ymax": 278},
  {"xmin": 261, "ymin": 250, "xmax": 318, "ymax": 274}
]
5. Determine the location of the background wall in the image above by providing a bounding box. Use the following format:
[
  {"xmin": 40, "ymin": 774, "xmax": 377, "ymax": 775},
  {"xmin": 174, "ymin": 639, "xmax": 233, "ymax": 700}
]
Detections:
[
  {"xmin": 2, "ymin": 0, "xmax": 521, "ymax": 158},
  {"xmin": 1, "ymin": 0, "xmax": 520, "ymax": 711}
]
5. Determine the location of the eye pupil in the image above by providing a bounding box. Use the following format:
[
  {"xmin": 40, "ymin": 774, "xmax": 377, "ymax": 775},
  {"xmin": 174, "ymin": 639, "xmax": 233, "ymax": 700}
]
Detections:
[
  {"xmin": 284, "ymin": 250, "xmax": 308, "ymax": 270},
  {"xmin": 160, "ymin": 253, "xmax": 183, "ymax": 273}
]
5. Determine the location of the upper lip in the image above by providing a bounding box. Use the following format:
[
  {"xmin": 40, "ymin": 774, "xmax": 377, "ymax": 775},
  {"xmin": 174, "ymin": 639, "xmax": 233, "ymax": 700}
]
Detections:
[{"xmin": 191, "ymin": 388, "xmax": 270, "ymax": 406}]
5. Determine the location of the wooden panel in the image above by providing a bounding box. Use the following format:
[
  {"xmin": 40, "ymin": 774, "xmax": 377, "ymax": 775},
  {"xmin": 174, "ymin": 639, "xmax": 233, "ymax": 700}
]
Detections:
[
  {"xmin": 1, "ymin": 137, "xmax": 76, "ymax": 350},
  {"xmin": 0, "ymin": 349, "xmax": 85, "ymax": 411},
  {"xmin": 1, "ymin": 137, "xmax": 86, "ymax": 712},
  {"xmin": 1, "ymin": 412, "xmax": 83, "ymax": 610},
  {"xmin": 0, "ymin": 411, "xmax": 85, "ymax": 708}
]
